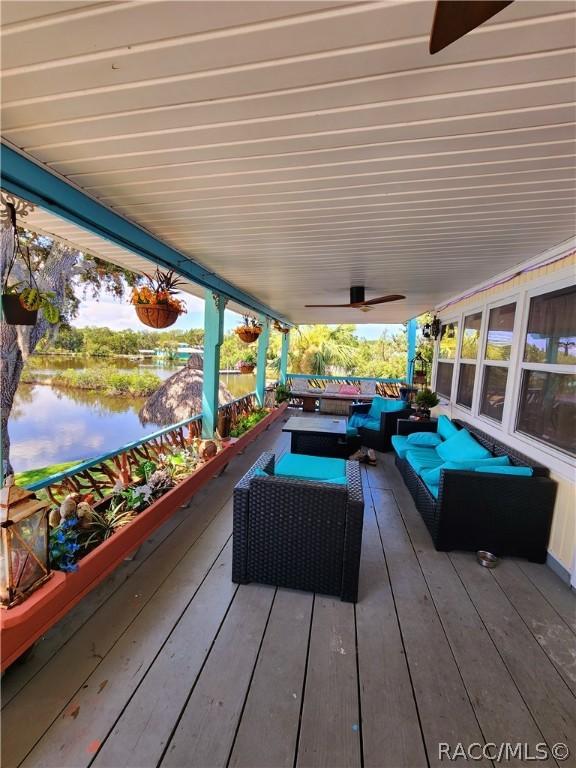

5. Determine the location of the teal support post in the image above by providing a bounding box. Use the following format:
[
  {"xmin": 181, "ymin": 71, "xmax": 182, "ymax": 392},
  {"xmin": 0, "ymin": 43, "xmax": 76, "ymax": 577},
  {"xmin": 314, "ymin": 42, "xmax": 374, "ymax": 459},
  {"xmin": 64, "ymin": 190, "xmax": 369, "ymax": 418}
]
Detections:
[
  {"xmin": 406, "ymin": 318, "xmax": 418, "ymax": 384},
  {"xmin": 255, "ymin": 315, "xmax": 270, "ymax": 407},
  {"xmin": 279, "ymin": 331, "xmax": 290, "ymax": 385},
  {"xmin": 201, "ymin": 290, "xmax": 225, "ymax": 438}
]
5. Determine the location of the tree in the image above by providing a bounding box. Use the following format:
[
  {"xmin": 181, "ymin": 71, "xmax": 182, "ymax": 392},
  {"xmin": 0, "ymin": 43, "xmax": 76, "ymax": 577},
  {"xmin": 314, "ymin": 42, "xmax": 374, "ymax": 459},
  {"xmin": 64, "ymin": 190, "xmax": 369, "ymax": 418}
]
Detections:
[
  {"xmin": 287, "ymin": 325, "xmax": 359, "ymax": 375},
  {"xmin": 1, "ymin": 217, "xmax": 139, "ymax": 476}
]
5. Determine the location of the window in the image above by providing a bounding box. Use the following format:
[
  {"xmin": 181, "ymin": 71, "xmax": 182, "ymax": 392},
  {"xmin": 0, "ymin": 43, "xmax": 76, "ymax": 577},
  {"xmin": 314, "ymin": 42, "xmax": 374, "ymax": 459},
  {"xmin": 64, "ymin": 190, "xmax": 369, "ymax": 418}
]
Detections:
[
  {"xmin": 461, "ymin": 312, "xmax": 482, "ymax": 359},
  {"xmin": 436, "ymin": 362, "xmax": 454, "ymax": 399},
  {"xmin": 516, "ymin": 286, "xmax": 576, "ymax": 456},
  {"xmin": 436, "ymin": 322, "xmax": 458, "ymax": 400},
  {"xmin": 457, "ymin": 312, "xmax": 482, "ymax": 408},
  {"xmin": 479, "ymin": 302, "xmax": 516, "ymax": 423},
  {"xmin": 457, "ymin": 364, "xmax": 476, "ymax": 408},
  {"xmin": 480, "ymin": 366, "xmax": 508, "ymax": 422}
]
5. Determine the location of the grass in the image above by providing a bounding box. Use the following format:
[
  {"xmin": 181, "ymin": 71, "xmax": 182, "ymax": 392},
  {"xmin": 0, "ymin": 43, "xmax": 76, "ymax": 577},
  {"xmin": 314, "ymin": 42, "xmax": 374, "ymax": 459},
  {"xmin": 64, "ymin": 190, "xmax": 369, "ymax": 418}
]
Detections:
[
  {"xmin": 15, "ymin": 460, "xmax": 84, "ymax": 487},
  {"xmin": 21, "ymin": 366, "xmax": 161, "ymax": 396}
]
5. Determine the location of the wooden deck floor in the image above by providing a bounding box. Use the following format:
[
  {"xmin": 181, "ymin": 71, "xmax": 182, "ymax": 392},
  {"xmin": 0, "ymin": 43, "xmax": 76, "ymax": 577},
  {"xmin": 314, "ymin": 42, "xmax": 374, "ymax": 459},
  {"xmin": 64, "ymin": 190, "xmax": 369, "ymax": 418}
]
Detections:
[{"xmin": 2, "ymin": 413, "xmax": 575, "ymax": 768}]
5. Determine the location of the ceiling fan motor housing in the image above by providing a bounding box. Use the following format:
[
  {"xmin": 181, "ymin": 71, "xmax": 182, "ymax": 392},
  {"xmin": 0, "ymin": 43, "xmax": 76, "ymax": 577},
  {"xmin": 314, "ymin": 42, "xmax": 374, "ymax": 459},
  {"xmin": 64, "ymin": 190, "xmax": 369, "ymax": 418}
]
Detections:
[{"xmin": 350, "ymin": 286, "xmax": 365, "ymax": 304}]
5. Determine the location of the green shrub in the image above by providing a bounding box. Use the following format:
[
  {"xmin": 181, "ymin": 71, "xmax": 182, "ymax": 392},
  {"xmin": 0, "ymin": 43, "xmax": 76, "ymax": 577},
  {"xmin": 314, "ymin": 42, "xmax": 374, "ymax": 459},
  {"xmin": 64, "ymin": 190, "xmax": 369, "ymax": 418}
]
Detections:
[
  {"xmin": 50, "ymin": 367, "xmax": 161, "ymax": 396},
  {"xmin": 230, "ymin": 409, "xmax": 268, "ymax": 437}
]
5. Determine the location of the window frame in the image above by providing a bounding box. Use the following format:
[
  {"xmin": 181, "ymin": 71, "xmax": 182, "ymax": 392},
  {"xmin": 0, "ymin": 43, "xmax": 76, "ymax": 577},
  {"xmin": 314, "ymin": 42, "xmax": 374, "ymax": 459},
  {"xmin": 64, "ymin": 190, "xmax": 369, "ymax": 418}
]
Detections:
[
  {"xmin": 477, "ymin": 297, "xmax": 520, "ymax": 426},
  {"xmin": 433, "ymin": 317, "xmax": 459, "ymax": 402},
  {"xmin": 430, "ymin": 263, "xmax": 575, "ymax": 477},
  {"xmin": 455, "ymin": 310, "xmax": 483, "ymax": 410},
  {"xmin": 510, "ymin": 281, "xmax": 576, "ymax": 459}
]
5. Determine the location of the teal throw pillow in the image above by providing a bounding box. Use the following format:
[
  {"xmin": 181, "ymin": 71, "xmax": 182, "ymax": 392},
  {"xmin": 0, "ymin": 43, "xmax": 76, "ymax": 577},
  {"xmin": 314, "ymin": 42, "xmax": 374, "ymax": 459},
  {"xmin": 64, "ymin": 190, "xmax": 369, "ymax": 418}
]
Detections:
[
  {"xmin": 436, "ymin": 428, "xmax": 491, "ymax": 462},
  {"xmin": 406, "ymin": 432, "xmax": 443, "ymax": 447},
  {"xmin": 437, "ymin": 415, "xmax": 459, "ymax": 440}
]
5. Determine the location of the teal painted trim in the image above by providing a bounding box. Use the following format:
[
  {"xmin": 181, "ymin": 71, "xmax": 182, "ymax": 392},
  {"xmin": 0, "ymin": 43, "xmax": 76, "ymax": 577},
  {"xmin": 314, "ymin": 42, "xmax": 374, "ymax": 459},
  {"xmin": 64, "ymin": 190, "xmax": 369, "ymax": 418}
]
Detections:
[
  {"xmin": 255, "ymin": 315, "xmax": 270, "ymax": 407},
  {"xmin": 0, "ymin": 144, "xmax": 290, "ymax": 324},
  {"xmin": 287, "ymin": 373, "xmax": 406, "ymax": 383},
  {"xmin": 202, "ymin": 290, "xmax": 225, "ymax": 437},
  {"xmin": 406, "ymin": 318, "xmax": 418, "ymax": 384},
  {"xmin": 27, "ymin": 413, "xmax": 202, "ymax": 492},
  {"xmin": 279, "ymin": 332, "xmax": 289, "ymax": 385}
]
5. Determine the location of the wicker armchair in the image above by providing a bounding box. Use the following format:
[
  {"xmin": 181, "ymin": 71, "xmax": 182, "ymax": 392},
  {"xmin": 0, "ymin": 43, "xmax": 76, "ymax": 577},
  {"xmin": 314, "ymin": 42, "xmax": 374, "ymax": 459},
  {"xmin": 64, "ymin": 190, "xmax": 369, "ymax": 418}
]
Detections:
[
  {"xmin": 350, "ymin": 401, "xmax": 413, "ymax": 452},
  {"xmin": 232, "ymin": 452, "xmax": 365, "ymax": 602}
]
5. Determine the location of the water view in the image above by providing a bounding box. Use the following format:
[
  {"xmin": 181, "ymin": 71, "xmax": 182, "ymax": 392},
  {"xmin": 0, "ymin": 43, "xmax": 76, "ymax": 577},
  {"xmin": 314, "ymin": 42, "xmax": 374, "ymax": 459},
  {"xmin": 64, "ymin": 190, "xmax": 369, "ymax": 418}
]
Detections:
[{"xmin": 10, "ymin": 356, "xmax": 255, "ymax": 473}]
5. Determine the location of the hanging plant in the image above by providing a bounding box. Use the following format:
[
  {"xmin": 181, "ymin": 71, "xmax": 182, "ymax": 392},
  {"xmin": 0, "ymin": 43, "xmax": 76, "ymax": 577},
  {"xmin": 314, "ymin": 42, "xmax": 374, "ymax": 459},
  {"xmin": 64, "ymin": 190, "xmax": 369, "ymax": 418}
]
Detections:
[
  {"xmin": 1, "ymin": 206, "xmax": 60, "ymax": 326},
  {"xmin": 130, "ymin": 268, "xmax": 187, "ymax": 329},
  {"xmin": 234, "ymin": 314, "xmax": 262, "ymax": 344}
]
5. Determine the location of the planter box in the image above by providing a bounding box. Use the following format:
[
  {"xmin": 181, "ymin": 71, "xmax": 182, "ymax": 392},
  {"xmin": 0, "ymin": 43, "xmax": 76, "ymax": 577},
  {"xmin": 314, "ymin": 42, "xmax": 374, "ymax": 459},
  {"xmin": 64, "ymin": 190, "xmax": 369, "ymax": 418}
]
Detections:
[{"xmin": 0, "ymin": 402, "xmax": 287, "ymax": 670}]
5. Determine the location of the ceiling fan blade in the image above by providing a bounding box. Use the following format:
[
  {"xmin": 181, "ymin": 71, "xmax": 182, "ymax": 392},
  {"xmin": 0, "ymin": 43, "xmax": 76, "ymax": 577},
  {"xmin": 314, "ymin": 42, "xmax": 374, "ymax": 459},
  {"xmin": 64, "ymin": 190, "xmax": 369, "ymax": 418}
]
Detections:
[
  {"xmin": 304, "ymin": 303, "xmax": 354, "ymax": 308},
  {"xmin": 361, "ymin": 294, "xmax": 406, "ymax": 306},
  {"xmin": 429, "ymin": 0, "xmax": 513, "ymax": 54}
]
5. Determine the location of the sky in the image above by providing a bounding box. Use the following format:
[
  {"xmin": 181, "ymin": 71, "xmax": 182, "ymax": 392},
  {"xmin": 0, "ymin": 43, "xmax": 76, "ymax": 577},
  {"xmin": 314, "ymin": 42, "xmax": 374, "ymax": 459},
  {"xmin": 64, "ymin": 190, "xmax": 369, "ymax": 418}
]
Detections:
[{"xmin": 72, "ymin": 293, "xmax": 403, "ymax": 340}]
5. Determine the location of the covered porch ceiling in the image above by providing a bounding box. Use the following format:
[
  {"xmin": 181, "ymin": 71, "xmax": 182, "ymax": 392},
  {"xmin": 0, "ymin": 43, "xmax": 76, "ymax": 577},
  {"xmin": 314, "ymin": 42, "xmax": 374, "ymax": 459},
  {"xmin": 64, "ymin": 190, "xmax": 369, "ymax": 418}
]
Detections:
[{"xmin": 1, "ymin": 0, "xmax": 575, "ymax": 324}]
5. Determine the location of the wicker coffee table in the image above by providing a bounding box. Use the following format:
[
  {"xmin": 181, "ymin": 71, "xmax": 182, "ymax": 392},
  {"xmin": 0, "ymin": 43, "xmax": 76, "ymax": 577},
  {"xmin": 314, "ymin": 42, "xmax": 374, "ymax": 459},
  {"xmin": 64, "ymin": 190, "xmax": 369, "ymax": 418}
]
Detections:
[{"xmin": 282, "ymin": 415, "xmax": 359, "ymax": 458}]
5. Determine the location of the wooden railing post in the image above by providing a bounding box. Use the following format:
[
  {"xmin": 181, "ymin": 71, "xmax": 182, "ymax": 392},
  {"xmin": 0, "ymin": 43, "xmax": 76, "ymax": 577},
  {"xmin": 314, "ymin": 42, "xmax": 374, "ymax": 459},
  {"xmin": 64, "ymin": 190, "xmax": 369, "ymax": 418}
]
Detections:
[
  {"xmin": 255, "ymin": 314, "xmax": 270, "ymax": 407},
  {"xmin": 202, "ymin": 290, "xmax": 226, "ymax": 437},
  {"xmin": 279, "ymin": 330, "xmax": 289, "ymax": 385}
]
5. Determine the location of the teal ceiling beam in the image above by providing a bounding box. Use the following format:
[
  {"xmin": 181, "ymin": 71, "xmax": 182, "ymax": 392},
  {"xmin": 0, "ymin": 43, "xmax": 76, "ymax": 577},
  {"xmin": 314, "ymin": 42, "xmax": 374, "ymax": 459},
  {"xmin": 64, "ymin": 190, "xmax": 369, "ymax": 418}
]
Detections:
[{"xmin": 0, "ymin": 143, "xmax": 290, "ymax": 324}]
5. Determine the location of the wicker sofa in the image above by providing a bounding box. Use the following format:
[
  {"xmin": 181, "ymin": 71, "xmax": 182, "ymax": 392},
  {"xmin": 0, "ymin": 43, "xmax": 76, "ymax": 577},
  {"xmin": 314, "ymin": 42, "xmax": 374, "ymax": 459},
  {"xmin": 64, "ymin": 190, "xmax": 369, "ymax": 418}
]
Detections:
[
  {"xmin": 349, "ymin": 400, "xmax": 413, "ymax": 452},
  {"xmin": 392, "ymin": 418, "xmax": 557, "ymax": 562},
  {"xmin": 232, "ymin": 451, "xmax": 364, "ymax": 602}
]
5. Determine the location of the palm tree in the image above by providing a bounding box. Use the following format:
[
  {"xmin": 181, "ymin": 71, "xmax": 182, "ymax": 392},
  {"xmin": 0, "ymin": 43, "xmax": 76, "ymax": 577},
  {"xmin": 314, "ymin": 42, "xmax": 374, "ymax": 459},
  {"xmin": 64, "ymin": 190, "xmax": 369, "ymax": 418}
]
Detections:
[{"xmin": 288, "ymin": 325, "xmax": 358, "ymax": 375}]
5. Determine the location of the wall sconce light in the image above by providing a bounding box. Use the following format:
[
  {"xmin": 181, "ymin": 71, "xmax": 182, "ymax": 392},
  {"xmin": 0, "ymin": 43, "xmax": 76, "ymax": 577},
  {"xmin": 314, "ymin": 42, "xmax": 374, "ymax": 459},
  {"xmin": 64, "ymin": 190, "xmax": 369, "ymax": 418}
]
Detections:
[{"xmin": 422, "ymin": 316, "xmax": 441, "ymax": 340}]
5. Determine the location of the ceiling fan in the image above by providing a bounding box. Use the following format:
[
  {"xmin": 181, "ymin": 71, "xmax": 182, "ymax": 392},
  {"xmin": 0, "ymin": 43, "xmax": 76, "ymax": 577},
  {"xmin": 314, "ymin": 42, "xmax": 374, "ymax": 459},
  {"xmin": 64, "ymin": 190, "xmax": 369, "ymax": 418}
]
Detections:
[
  {"xmin": 429, "ymin": 0, "xmax": 514, "ymax": 54},
  {"xmin": 305, "ymin": 286, "xmax": 405, "ymax": 312}
]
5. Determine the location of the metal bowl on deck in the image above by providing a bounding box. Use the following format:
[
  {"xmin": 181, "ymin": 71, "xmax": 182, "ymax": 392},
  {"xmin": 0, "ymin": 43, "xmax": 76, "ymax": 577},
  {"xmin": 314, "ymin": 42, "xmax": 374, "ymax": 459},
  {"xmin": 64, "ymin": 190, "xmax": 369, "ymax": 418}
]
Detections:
[{"xmin": 476, "ymin": 550, "xmax": 499, "ymax": 568}]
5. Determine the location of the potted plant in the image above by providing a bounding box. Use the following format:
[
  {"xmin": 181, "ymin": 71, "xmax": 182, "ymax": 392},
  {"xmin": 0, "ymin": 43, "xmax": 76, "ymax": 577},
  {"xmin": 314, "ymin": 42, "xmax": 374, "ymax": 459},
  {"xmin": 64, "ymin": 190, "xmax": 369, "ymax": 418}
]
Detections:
[
  {"xmin": 234, "ymin": 314, "xmax": 262, "ymax": 344},
  {"xmin": 1, "ymin": 217, "xmax": 60, "ymax": 326},
  {"xmin": 414, "ymin": 388, "xmax": 440, "ymax": 419},
  {"xmin": 130, "ymin": 268, "xmax": 187, "ymax": 328},
  {"xmin": 237, "ymin": 351, "xmax": 257, "ymax": 374},
  {"xmin": 274, "ymin": 383, "xmax": 290, "ymax": 404}
]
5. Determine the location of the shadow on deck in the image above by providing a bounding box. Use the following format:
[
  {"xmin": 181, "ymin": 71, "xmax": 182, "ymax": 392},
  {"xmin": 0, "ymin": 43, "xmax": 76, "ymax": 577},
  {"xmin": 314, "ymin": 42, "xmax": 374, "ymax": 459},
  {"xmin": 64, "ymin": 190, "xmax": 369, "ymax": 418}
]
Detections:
[{"xmin": 2, "ymin": 411, "xmax": 575, "ymax": 768}]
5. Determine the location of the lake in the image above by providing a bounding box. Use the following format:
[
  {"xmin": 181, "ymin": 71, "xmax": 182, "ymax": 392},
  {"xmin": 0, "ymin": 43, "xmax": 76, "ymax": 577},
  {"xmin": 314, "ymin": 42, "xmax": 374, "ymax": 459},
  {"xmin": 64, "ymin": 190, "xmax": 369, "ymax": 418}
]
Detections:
[{"xmin": 9, "ymin": 356, "xmax": 256, "ymax": 473}]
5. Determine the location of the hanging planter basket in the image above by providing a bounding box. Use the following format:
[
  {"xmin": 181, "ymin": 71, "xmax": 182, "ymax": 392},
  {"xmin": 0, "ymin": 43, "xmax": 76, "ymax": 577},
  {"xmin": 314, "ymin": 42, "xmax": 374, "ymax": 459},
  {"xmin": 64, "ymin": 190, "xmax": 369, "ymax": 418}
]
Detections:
[
  {"xmin": 1, "ymin": 294, "xmax": 38, "ymax": 326},
  {"xmin": 135, "ymin": 304, "xmax": 180, "ymax": 329},
  {"xmin": 239, "ymin": 363, "xmax": 255, "ymax": 374},
  {"xmin": 236, "ymin": 327, "xmax": 261, "ymax": 344}
]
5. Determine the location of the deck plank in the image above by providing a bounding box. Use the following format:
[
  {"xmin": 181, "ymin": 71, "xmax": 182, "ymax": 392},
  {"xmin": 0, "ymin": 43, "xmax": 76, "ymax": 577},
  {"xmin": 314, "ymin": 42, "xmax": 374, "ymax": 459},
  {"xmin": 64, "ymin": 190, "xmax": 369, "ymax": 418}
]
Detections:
[
  {"xmin": 229, "ymin": 589, "xmax": 313, "ymax": 768},
  {"xmin": 19, "ymin": 508, "xmax": 234, "ymax": 768},
  {"xmin": 160, "ymin": 584, "xmax": 276, "ymax": 768},
  {"xmin": 375, "ymin": 460, "xmax": 557, "ymax": 768},
  {"xmin": 296, "ymin": 596, "xmax": 361, "ymax": 768},
  {"xmin": 515, "ymin": 560, "xmax": 576, "ymax": 634},
  {"xmin": 1, "ymin": 499, "xmax": 196, "ymax": 707},
  {"xmin": 2, "ymin": 420, "xmax": 288, "ymax": 768},
  {"xmin": 92, "ymin": 540, "xmax": 237, "ymax": 768},
  {"xmin": 451, "ymin": 551, "xmax": 576, "ymax": 765},
  {"xmin": 371, "ymin": 484, "xmax": 490, "ymax": 767},
  {"xmin": 490, "ymin": 559, "xmax": 576, "ymax": 693},
  {"xmin": 356, "ymin": 469, "xmax": 427, "ymax": 768}
]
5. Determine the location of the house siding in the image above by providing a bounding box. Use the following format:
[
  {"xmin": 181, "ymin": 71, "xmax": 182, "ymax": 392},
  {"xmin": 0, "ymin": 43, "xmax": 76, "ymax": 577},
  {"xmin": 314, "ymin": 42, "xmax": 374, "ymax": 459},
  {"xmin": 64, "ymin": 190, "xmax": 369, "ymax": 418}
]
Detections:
[{"xmin": 431, "ymin": 239, "xmax": 575, "ymax": 577}]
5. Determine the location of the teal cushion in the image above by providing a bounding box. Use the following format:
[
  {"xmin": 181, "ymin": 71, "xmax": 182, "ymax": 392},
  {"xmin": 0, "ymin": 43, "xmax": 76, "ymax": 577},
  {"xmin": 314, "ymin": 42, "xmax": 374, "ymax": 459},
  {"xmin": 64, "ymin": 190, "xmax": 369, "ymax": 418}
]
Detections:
[
  {"xmin": 475, "ymin": 465, "xmax": 533, "ymax": 476},
  {"xmin": 436, "ymin": 428, "xmax": 491, "ymax": 462},
  {"xmin": 348, "ymin": 413, "xmax": 380, "ymax": 431},
  {"xmin": 346, "ymin": 426, "xmax": 359, "ymax": 437},
  {"xmin": 275, "ymin": 454, "xmax": 347, "ymax": 485},
  {"xmin": 368, "ymin": 396, "xmax": 405, "ymax": 419},
  {"xmin": 437, "ymin": 415, "xmax": 459, "ymax": 441},
  {"xmin": 391, "ymin": 434, "xmax": 410, "ymax": 459},
  {"xmin": 421, "ymin": 456, "xmax": 509, "ymax": 486},
  {"xmin": 253, "ymin": 468, "xmax": 270, "ymax": 478},
  {"xmin": 406, "ymin": 432, "xmax": 443, "ymax": 447},
  {"xmin": 406, "ymin": 448, "xmax": 444, "ymax": 476}
]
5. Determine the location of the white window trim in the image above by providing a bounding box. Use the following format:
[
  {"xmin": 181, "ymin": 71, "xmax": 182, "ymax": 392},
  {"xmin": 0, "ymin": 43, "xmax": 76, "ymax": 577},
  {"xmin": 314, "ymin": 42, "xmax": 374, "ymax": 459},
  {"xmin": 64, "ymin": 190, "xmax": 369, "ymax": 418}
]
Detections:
[
  {"xmin": 455, "ymin": 310, "xmax": 483, "ymax": 410},
  {"xmin": 432, "ymin": 265, "xmax": 576, "ymax": 481},
  {"xmin": 433, "ymin": 318, "xmax": 459, "ymax": 402}
]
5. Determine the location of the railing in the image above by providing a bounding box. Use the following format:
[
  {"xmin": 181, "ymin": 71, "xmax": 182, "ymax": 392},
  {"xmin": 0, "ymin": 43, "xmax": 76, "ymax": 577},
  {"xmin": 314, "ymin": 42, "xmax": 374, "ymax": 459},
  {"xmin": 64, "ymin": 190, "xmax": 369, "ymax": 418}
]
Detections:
[
  {"xmin": 286, "ymin": 374, "xmax": 406, "ymax": 398},
  {"xmin": 27, "ymin": 390, "xmax": 274, "ymax": 503}
]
